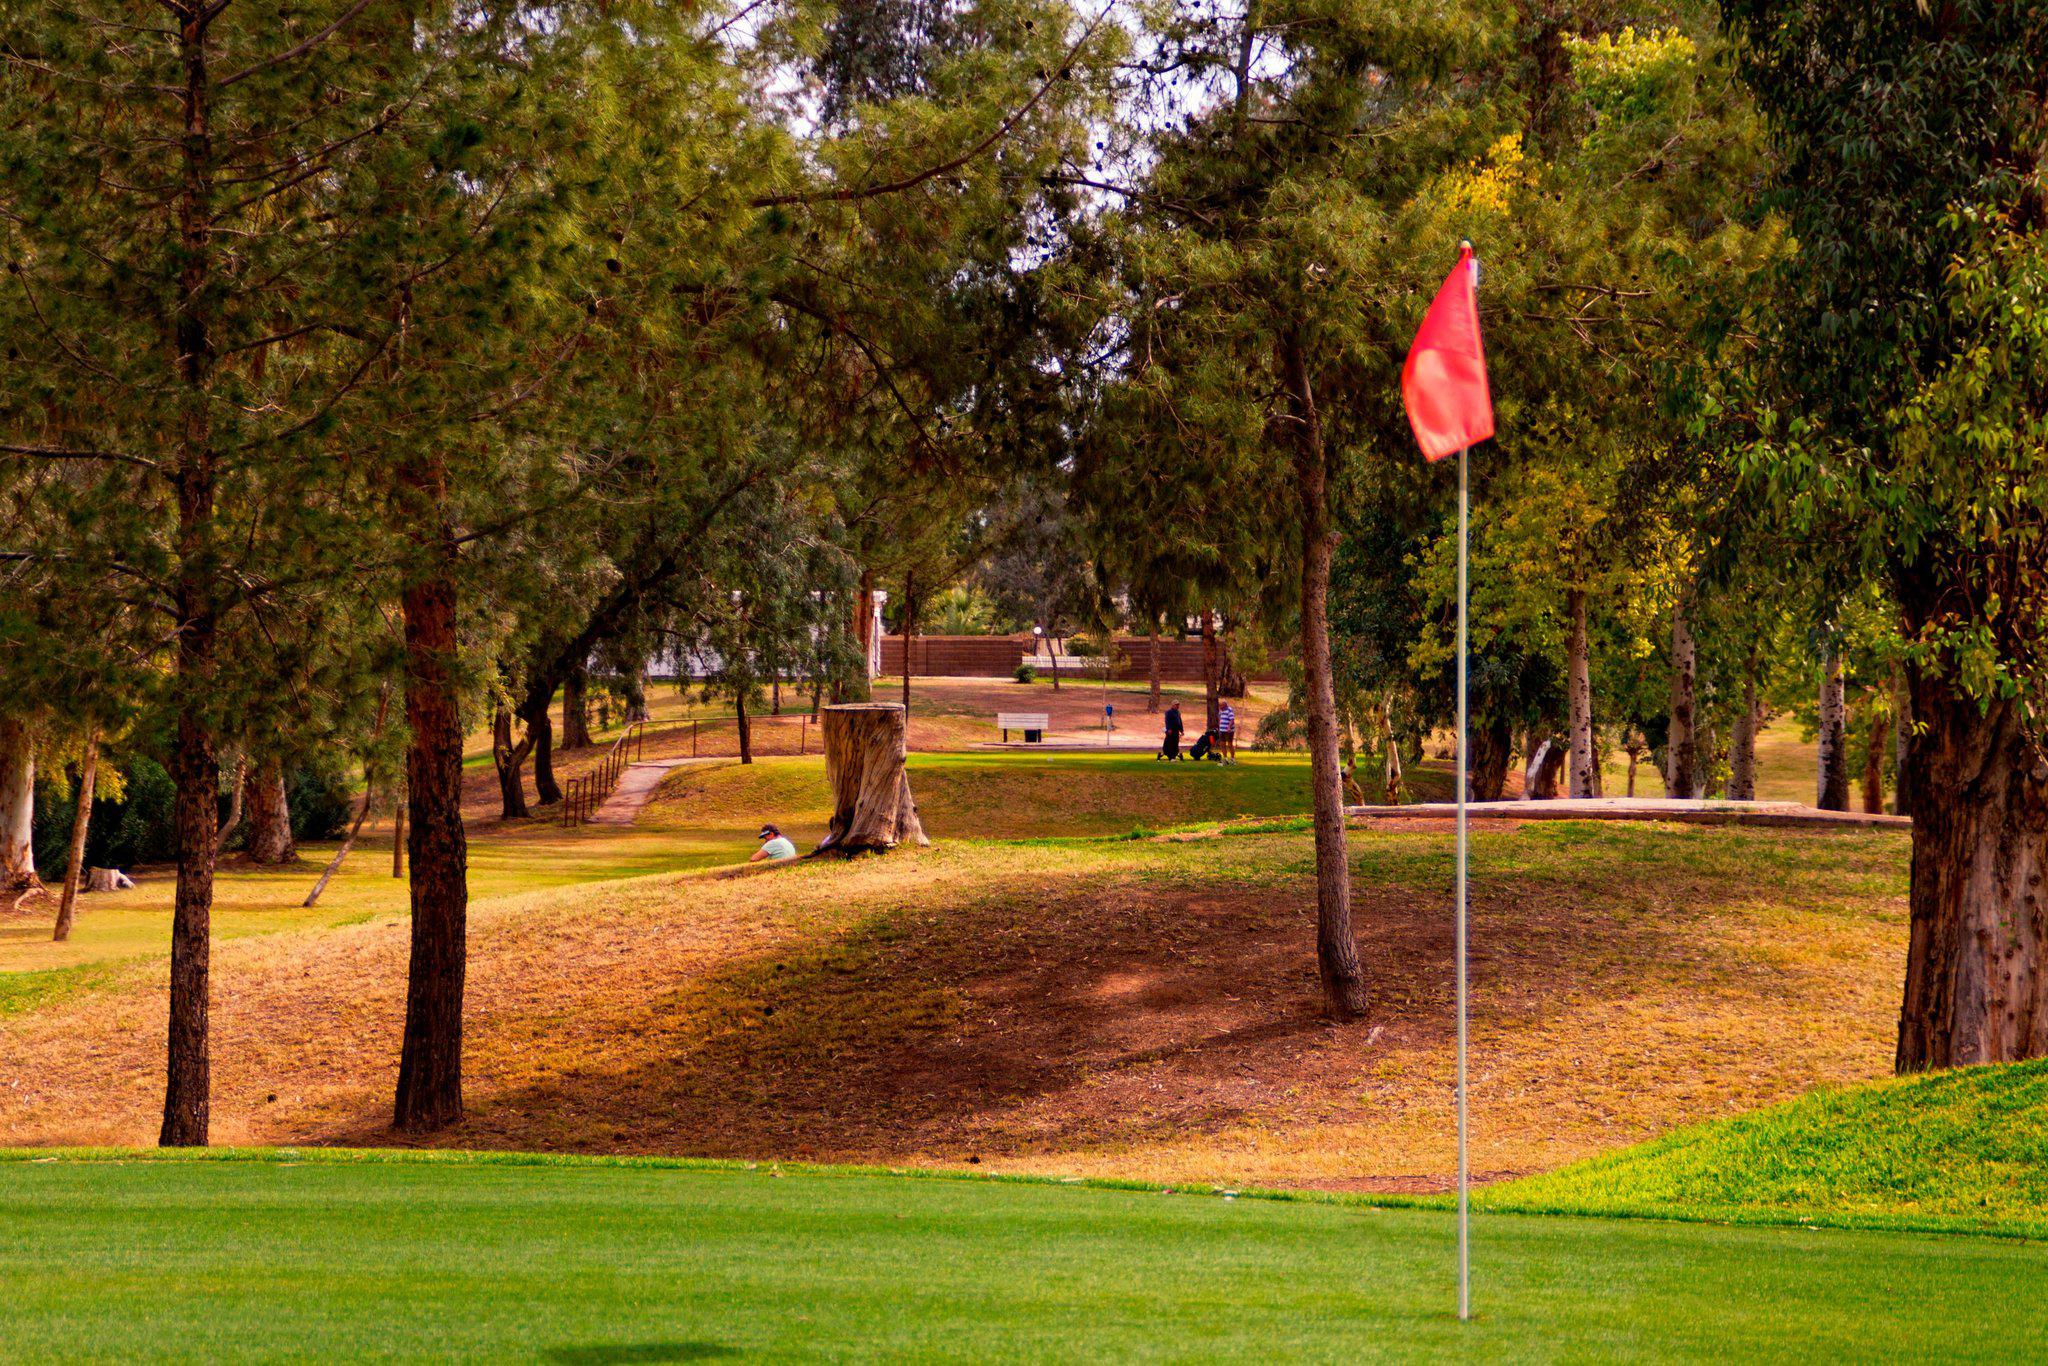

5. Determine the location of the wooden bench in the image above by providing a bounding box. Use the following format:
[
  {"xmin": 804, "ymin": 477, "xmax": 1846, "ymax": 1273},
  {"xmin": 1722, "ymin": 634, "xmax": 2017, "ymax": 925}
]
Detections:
[{"xmin": 997, "ymin": 712, "xmax": 1050, "ymax": 743}]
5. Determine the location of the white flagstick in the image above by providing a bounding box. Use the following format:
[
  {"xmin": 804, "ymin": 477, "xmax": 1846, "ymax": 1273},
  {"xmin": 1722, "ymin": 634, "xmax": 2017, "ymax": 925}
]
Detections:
[{"xmin": 1455, "ymin": 441, "xmax": 1471, "ymax": 1322}]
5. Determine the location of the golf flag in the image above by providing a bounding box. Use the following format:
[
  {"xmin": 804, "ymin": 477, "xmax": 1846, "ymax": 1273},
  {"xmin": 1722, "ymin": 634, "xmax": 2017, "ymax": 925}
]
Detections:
[{"xmin": 1401, "ymin": 244, "xmax": 1494, "ymax": 462}]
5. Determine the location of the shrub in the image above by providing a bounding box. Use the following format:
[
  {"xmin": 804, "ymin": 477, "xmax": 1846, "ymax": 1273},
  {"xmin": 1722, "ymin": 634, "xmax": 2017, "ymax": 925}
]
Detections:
[
  {"xmin": 1013, "ymin": 664, "xmax": 1036, "ymax": 684},
  {"xmin": 288, "ymin": 759, "xmax": 353, "ymax": 842}
]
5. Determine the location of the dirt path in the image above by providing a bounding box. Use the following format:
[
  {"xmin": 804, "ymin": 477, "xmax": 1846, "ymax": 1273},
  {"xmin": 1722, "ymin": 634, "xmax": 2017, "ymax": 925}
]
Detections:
[{"xmin": 592, "ymin": 759, "xmax": 691, "ymax": 826}]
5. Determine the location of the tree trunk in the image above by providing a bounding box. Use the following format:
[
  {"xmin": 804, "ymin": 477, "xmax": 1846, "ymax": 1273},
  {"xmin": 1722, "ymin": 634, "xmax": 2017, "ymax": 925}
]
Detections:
[
  {"xmin": 1566, "ymin": 588, "xmax": 1596, "ymax": 798},
  {"xmin": 1729, "ymin": 659, "xmax": 1762, "ymax": 801},
  {"xmin": 53, "ymin": 736, "xmax": 97, "ymax": 942},
  {"xmin": 1468, "ymin": 717, "xmax": 1513, "ymax": 801},
  {"xmin": 855, "ymin": 569, "xmax": 876, "ymax": 682},
  {"xmin": 1526, "ymin": 740, "xmax": 1566, "ymax": 799},
  {"xmin": 1666, "ymin": 587, "xmax": 1699, "ymax": 798},
  {"xmin": 900, "ymin": 570, "xmax": 914, "ymax": 712},
  {"xmin": 1282, "ymin": 330, "xmax": 1367, "ymax": 1021},
  {"xmin": 737, "ymin": 688, "xmax": 753, "ymax": 765},
  {"xmin": 0, "ymin": 715, "xmax": 35, "ymax": 893},
  {"xmin": 1200, "ymin": 610, "xmax": 1221, "ymax": 735},
  {"xmin": 162, "ymin": 686, "xmax": 217, "ymax": 1147},
  {"xmin": 491, "ymin": 705, "xmax": 531, "ymax": 819},
  {"xmin": 1147, "ymin": 627, "xmax": 1162, "ymax": 713},
  {"xmin": 244, "ymin": 757, "xmax": 295, "ymax": 864},
  {"xmin": 1896, "ymin": 673, "xmax": 2048, "ymax": 1069},
  {"xmin": 1047, "ymin": 631, "xmax": 1061, "ymax": 691},
  {"xmin": 213, "ymin": 753, "xmax": 245, "ymax": 857},
  {"xmin": 1862, "ymin": 697, "xmax": 1887, "ymax": 814},
  {"xmin": 818, "ymin": 704, "xmax": 928, "ymax": 854},
  {"xmin": 530, "ymin": 701, "xmax": 559, "ymax": 806},
  {"xmin": 394, "ymin": 469, "xmax": 469, "ymax": 1135},
  {"xmin": 562, "ymin": 667, "xmax": 592, "ymax": 750},
  {"xmin": 303, "ymin": 777, "xmax": 376, "ymax": 908},
  {"xmin": 1380, "ymin": 696, "xmax": 1403, "ymax": 804},
  {"xmin": 392, "ymin": 777, "xmax": 406, "ymax": 879},
  {"xmin": 161, "ymin": 0, "xmax": 222, "ymax": 1151},
  {"xmin": 1893, "ymin": 667, "xmax": 1913, "ymax": 818},
  {"xmin": 623, "ymin": 667, "xmax": 647, "ymax": 722},
  {"xmin": 1817, "ymin": 642, "xmax": 1850, "ymax": 810}
]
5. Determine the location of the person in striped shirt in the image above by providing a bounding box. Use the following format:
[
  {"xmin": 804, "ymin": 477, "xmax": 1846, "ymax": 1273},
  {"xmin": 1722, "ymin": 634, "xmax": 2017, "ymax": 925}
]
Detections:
[{"xmin": 1217, "ymin": 701, "xmax": 1237, "ymax": 762}]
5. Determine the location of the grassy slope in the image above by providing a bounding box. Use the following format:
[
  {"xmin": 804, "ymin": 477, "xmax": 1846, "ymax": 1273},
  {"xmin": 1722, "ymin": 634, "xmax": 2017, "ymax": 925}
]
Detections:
[
  {"xmin": 1478, "ymin": 1059, "xmax": 2048, "ymax": 1238},
  {"xmin": 3, "ymin": 1151, "xmax": 2044, "ymax": 1362}
]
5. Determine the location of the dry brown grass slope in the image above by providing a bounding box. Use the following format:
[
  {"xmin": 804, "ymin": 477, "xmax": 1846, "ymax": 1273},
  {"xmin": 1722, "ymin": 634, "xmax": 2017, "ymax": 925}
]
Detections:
[{"xmin": 0, "ymin": 824, "xmax": 1907, "ymax": 1191}]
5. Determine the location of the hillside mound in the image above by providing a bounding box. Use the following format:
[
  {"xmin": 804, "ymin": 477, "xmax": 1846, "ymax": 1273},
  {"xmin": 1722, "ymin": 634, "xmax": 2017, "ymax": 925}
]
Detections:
[{"xmin": 1484, "ymin": 1059, "xmax": 2048, "ymax": 1237}]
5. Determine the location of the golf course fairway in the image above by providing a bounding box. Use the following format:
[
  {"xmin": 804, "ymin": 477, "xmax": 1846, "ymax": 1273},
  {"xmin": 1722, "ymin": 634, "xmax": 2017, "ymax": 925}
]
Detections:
[{"xmin": 4, "ymin": 1151, "xmax": 2043, "ymax": 1361}]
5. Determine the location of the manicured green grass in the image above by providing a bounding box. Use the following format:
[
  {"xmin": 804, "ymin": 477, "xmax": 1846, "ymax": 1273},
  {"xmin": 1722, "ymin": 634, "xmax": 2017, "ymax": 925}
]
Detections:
[
  {"xmin": 1480, "ymin": 1058, "xmax": 2048, "ymax": 1239},
  {"xmin": 4, "ymin": 1150, "xmax": 2044, "ymax": 1361}
]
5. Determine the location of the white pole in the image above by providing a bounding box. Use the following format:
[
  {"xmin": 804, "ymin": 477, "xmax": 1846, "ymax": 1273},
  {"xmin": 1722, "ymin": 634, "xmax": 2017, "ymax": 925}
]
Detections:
[{"xmin": 1455, "ymin": 442, "xmax": 1471, "ymax": 1323}]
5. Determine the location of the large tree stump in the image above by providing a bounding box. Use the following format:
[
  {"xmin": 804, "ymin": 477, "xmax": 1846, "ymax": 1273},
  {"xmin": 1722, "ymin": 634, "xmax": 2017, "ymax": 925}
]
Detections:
[{"xmin": 819, "ymin": 704, "xmax": 928, "ymax": 855}]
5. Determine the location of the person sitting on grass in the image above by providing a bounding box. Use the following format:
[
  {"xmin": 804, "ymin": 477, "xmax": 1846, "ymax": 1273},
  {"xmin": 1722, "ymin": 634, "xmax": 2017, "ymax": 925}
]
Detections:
[{"xmin": 751, "ymin": 824, "xmax": 798, "ymax": 862}]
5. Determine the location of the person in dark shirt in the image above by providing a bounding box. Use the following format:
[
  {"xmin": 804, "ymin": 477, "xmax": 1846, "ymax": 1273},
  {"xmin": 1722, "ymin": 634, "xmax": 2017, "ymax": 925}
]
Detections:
[{"xmin": 1157, "ymin": 702, "xmax": 1185, "ymax": 761}]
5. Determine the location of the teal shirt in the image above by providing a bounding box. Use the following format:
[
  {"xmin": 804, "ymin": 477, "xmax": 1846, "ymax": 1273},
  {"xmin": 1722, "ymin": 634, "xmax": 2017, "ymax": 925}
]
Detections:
[{"xmin": 759, "ymin": 836, "xmax": 798, "ymax": 861}]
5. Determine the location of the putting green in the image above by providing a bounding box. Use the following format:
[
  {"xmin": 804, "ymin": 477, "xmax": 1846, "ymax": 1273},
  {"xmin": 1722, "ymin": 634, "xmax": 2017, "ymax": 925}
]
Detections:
[{"xmin": 4, "ymin": 1152, "xmax": 2043, "ymax": 1361}]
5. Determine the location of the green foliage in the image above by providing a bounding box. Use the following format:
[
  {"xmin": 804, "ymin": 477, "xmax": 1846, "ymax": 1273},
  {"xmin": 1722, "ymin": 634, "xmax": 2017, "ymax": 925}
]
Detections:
[
  {"xmin": 1724, "ymin": 1, "xmax": 2048, "ymax": 711},
  {"xmin": 1014, "ymin": 664, "xmax": 1037, "ymax": 684}
]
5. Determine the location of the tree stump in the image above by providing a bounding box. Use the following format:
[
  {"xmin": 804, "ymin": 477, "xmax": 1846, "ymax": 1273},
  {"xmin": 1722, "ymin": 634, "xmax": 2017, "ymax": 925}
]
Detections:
[
  {"xmin": 86, "ymin": 867, "xmax": 131, "ymax": 893},
  {"xmin": 819, "ymin": 704, "xmax": 928, "ymax": 855}
]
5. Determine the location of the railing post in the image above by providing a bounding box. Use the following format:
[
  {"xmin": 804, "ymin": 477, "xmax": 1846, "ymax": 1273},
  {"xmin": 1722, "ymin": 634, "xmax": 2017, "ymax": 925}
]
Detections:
[{"xmin": 693, "ymin": 720, "xmax": 698, "ymax": 758}]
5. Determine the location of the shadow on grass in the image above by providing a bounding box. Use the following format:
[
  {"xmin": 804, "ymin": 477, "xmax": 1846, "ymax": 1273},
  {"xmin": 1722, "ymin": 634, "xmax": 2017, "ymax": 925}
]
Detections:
[{"xmin": 335, "ymin": 827, "xmax": 1904, "ymax": 1172}]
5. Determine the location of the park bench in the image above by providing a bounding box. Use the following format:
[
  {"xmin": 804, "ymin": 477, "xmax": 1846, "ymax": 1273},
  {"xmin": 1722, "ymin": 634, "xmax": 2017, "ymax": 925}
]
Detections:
[{"xmin": 997, "ymin": 711, "xmax": 1050, "ymax": 744}]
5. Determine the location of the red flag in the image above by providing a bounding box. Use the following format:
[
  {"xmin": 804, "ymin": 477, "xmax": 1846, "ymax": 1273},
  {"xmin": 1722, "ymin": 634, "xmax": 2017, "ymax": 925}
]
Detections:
[{"xmin": 1401, "ymin": 244, "xmax": 1494, "ymax": 462}]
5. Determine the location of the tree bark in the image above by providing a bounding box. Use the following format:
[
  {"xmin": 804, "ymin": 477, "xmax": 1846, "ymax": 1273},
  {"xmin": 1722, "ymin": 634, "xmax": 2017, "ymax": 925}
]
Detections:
[
  {"xmin": 0, "ymin": 715, "xmax": 35, "ymax": 893},
  {"xmin": 491, "ymin": 705, "xmax": 531, "ymax": 819},
  {"xmin": 1896, "ymin": 671, "xmax": 2048, "ymax": 1069},
  {"xmin": 1468, "ymin": 717, "xmax": 1514, "ymax": 802},
  {"xmin": 303, "ymin": 778, "xmax": 375, "ymax": 908},
  {"xmin": 1666, "ymin": 586, "xmax": 1699, "ymax": 799},
  {"xmin": 244, "ymin": 757, "xmax": 294, "ymax": 864},
  {"xmin": 1893, "ymin": 666, "xmax": 1913, "ymax": 819},
  {"xmin": 394, "ymin": 465, "xmax": 469, "ymax": 1135},
  {"xmin": 1525, "ymin": 740, "xmax": 1566, "ymax": 799},
  {"xmin": 161, "ymin": 10, "xmax": 220, "ymax": 1148},
  {"xmin": 1282, "ymin": 331, "xmax": 1367, "ymax": 1021},
  {"xmin": 1147, "ymin": 627, "xmax": 1162, "ymax": 713},
  {"xmin": 737, "ymin": 688, "xmax": 753, "ymax": 765},
  {"xmin": 818, "ymin": 704, "xmax": 928, "ymax": 854},
  {"xmin": 1862, "ymin": 699, "xmax": 1887, "ymax": 814},
  {"xmin": 1566, "ymin": 588, "xmax": 1596, "ymax": 798},
  {"xmin": 1817, "ymin": 641, "xmax": 1850, "ymax": 810},
  {"xmin": 1729, "ymin": 657, "xmax": 1763, "ymax": 801},
  {"xmin": 901, "ymin": 569, "xmax": 914, "ymax": 712},
  {"xmin": 856, "ymin": 569, "xmax": 876, "ymax": 682},
  {"xmin": 531, "ymin": 703, "xmax": 559, "ymax": 806},
  {"xmin": 392, "ymin": 777, "xmax": 406, "ymax": 879},
  {"xmin": 212, "ymin": 753, "xmax": 245, "ymax": 857},
  {"xmin": 562, "ymin": 667, "xmax": 592, "ymax": 749},
  {"xmin": 53, "ymin": 736, "xmax": 97, "ymax": 942},
  {"xmin": 1380, "ymin": 695, "xmax": 1403, "ymax": 804}
]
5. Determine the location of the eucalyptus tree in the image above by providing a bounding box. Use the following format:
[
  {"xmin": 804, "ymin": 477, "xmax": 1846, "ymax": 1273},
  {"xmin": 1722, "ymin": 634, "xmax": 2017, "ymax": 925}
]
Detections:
[{"xmin": 1724, "ymin": 1, "xmax": 2048, "ymax": 1066}]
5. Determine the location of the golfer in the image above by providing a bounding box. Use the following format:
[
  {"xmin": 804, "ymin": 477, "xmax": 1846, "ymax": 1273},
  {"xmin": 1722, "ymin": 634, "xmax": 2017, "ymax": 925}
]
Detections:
[{"xmin": 751, "ymin": 823, "xmax": 798, "ymax": 862}]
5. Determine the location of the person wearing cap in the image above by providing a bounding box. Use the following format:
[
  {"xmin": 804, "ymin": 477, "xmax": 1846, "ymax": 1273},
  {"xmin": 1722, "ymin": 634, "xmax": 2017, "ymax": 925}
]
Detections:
[{"xmin": 751, "ymin": 823, "xmax": 798, "ymax": 862}]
